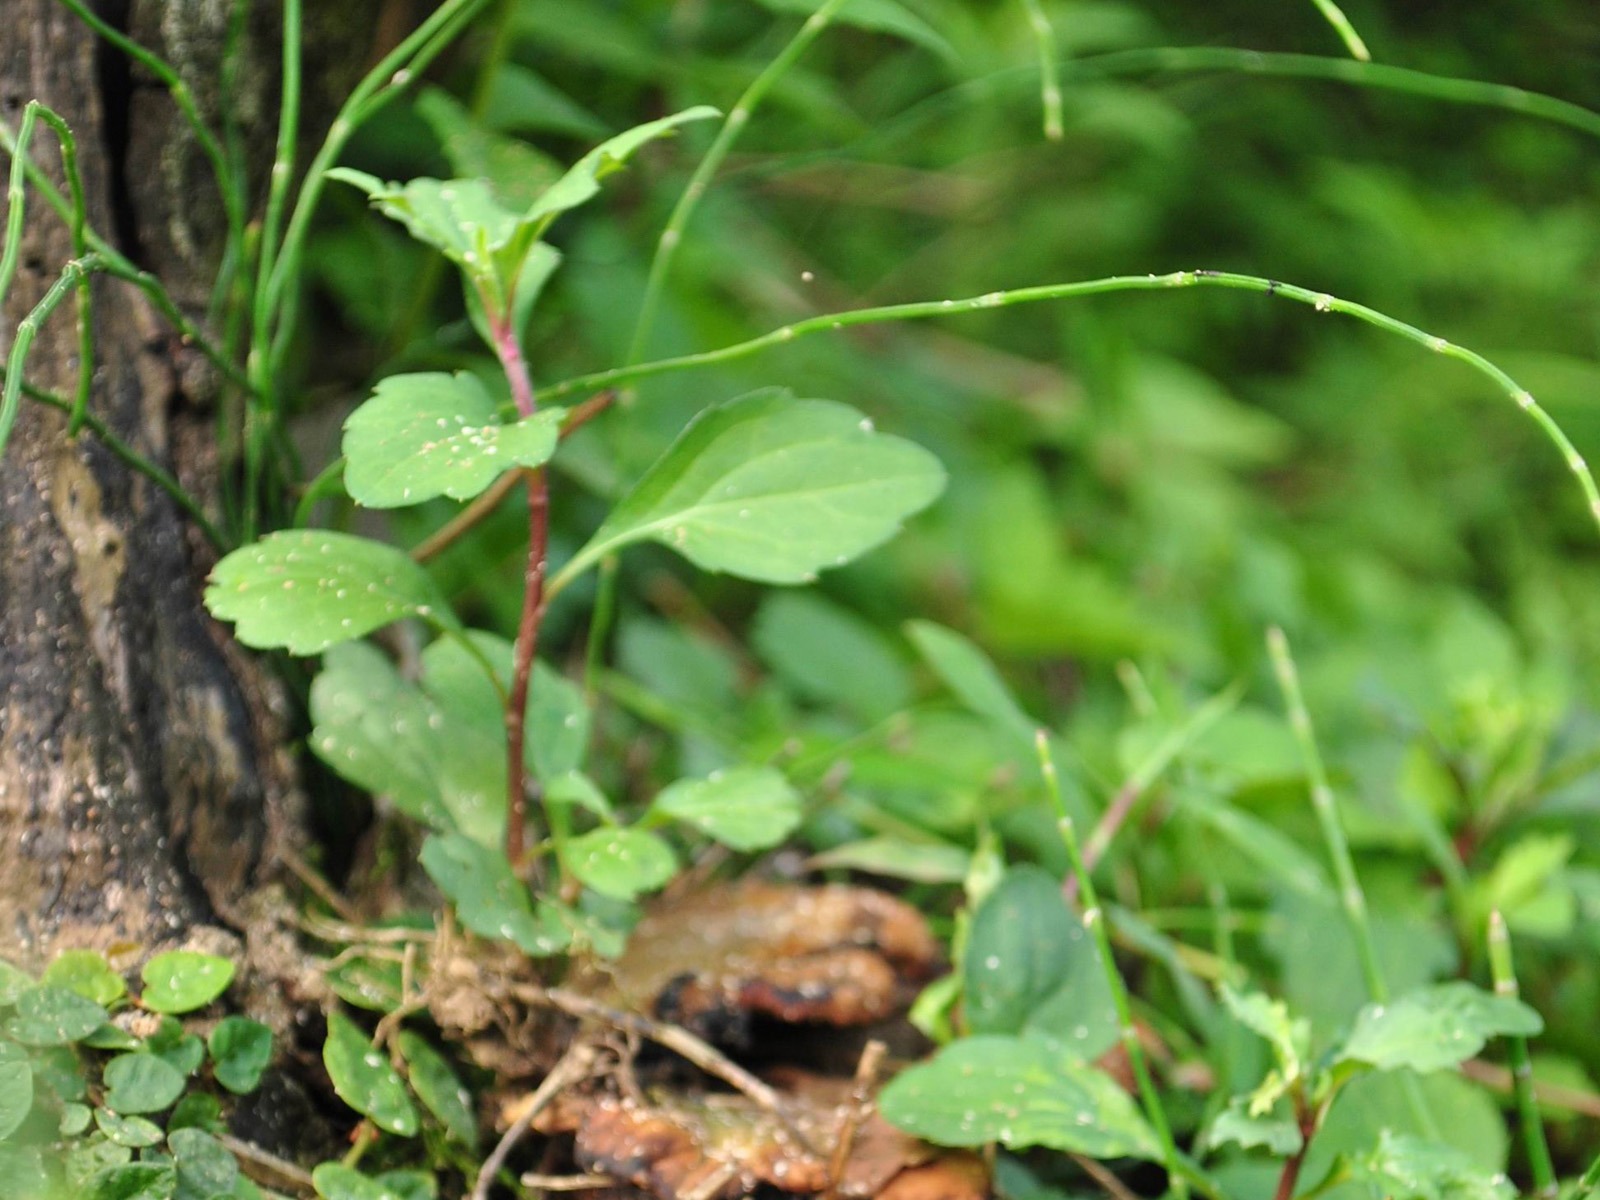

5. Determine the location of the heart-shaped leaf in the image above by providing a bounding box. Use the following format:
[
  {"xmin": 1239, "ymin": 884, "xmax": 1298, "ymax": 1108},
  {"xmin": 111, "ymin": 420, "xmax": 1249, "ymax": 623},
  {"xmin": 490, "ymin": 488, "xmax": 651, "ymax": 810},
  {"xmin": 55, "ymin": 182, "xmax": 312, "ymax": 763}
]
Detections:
[
  {"xmin": 1336, "ymin": 982, "xmax": 1543, "ymax": 1075},
  {"xmin": 41, "ymin": 951, "xmax": 126, "ymax": 1007},
  {"xmin": 5, "ymin": 986, "xmax": 108, "ymax": 1046},
  {"xmin": 206, "ymin": 530, "xmax": 456, "ymax": 655},
  {"xmin": 878, "ymin": 1033, "xmax": 1160, "ymax": 1159},
  {"xmin": 650, "ymin": 766, "xmax": 802, "ymax": 851},
  {"xmin": 103, "ymin": 1052, "xmax": 186, "ymax": 1114},
  {"xmin": 558, "ymin": 390, "xmax": 945, "ymax": 588},
  {"xmin": 419, "ymin": 834, "xmax": 572, "ymax": 956},
  {"xmin": 342, "ymin": 372, "xmax": 563, "ymax": 508},
  {"xmin": 93, "ymin": 1108, "xmax": 165, "ymax": 1148},
  {"xmin": 563, "ymin": 828, "xmax": 677, "ymax": 899},
  {"xmin": 141, "ymin": 952, "xmax": 234, "ymax": 1015},
  {"xmin": 170, "ymin": 1127, "xmax": 240, "ymax": 1199},
  {"xmin": 323, "ymin": 1012, "xmax": 418, "ymax": 1137},
  {"xmin": 208, "ymin": 1017, "xmax": 273, "ymax": 1095}
]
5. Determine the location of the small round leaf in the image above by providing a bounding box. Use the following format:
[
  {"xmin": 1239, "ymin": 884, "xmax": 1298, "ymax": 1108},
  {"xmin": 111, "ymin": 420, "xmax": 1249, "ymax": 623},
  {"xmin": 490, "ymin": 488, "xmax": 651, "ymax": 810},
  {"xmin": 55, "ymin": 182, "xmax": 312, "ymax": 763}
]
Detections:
[
  {"xmin": 140, "ymin": 952, "xmax": 234, "ymax": 1015},
  {"xmin": 563, "ymin": 828, "xmax": 677, "ymax": 900},
  {"xmin": 103, "ymin": 1052, "xmax": 186, "ymax": 1115},
  {"xmin": 5, "ymin": 986, "xmax": 109, "ymax": 1046},
  {"xmin": 208, "ymin": 1017, "xmax": 273, "ymax": 1095}
]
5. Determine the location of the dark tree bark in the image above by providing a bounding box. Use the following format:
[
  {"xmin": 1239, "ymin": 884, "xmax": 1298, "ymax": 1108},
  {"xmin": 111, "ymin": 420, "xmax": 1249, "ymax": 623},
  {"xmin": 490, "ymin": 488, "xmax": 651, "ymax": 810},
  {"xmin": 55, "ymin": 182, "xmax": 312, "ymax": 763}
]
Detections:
[{"xmin": 0, "ymin": 1, "xmax": 382, "ymax": 973}]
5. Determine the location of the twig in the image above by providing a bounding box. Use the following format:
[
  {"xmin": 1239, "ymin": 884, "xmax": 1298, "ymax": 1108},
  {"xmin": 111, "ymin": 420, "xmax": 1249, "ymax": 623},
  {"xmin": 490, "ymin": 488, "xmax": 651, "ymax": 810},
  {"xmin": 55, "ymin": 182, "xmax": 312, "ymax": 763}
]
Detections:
[
  {"xmin": 471, "ymin": 1043, "xmax": 600, "ymax": 1200},
  {"xmin": 218, "ymin": 1132, "xmax": 316, "ymax": 1195},
  {"xmin": 521, "ymin": 986, "xmax": 817, "ymax": 1154},
  {"xmin": 822, "ymin": 1039, "xmax": 886, "ymax": 1200},
  {"xmin": 279, "ymin": 844, "xmax": 359, "ymax": 922},
  {"xmin": 411, "ymin": 468, "xmax": 521, "ymax": 563},
  {"xmin": 519, "ymin": 1174, "xmax": 615, "ymax": 1192},
  {"xmin": 1071, "ymin": 1152, "xmax": 1141, "ymax": 1200},
  {"xmin": 1459, "ymin": 1058, "xmax": 1600, "ymax": 1119}
]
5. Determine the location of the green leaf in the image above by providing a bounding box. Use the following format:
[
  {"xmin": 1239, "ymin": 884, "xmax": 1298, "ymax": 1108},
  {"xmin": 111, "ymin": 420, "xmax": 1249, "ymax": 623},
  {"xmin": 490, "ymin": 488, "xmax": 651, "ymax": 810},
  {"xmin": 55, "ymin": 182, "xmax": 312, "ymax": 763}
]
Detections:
[
  {"xmin": 312, "ymin": 1164, "xmax": 429, "ymax": 1200},
  {"xmin": 170, "ymin": 1127, "xmax": 240, "ymax": 1200},
  {"xmin": 563, "ymin": 828, "xmax": 678, "ymax": 900},
  {"xmin": 322, "ymin": 1012, "xmax": 418, "ymax": 1137},
  {"xmin": 753, "ymin": 0, "xmax": 957, "ymax": 63},
  {"xmin": 208, "ymin": 1018, "xmax": 273, "ymax": 1095},
  {"xmin": 751, "ymin": 592, "xmax": 913, "ymax": 719},
  {"xmin": 0, "ymin": 960, "xmax": 33, "ymax": 1006},
  {"xmin": 326, "ymin": 172, "xmax": 521, "ymax": 291},
  {"xmin": 342, "ymin": 372, "xmax": 563, "ymax": 508},
  {"xmin": 145, "ymin": 1018, "xmax": 205, "ymax": 1075},
  {"xmin": 206, "ymin": 531, "xmax": 456, "ymax": 655},
  {"xmin": 807, "ymin": 837, "xmax": 970, "ymax": 884},
  {"xmin": 85, "ymin": 1163, "xmax": 178, "ymax": 1200},
  {"xmin": 1336, "ymin": 982, "xmax": 1543, "ymax": 1075},
  {"xmin": 651, "ymin": 767, "xmax": 802, "ymax": 851},
  {"xmin": 103, "ymin": 1052, "xmax": 186, "ymax": 1114},
  {"xmin": 324, "ymin": 955, "xmax": 404, "ymax": 1014},
  {"xmin": 1204, "ymin": 1096, "xmax": 1303, "ymax": 1155},
  {"xmin": 1351, "ymin": 1131, "xmax": 1515, "ymax": 1200},
  {"xmin": 309, "ymin": 641, "xmax": 502, "ymax": 844},
  {"xmin": 521, "ymin": 107, "xmax": 719, "ymax": 239},
  {"xmin": 94, "ymin": 1108, "xmax": 165, "ymax": 1148},
  {"xmin": 0, "ymin": 1040, "xmax": 32, "ymax": 1141},
  {"xmin": 1220, "ymin": 985, "xmax": 1308, "ymax": 1080},
  {"xmin": 42, "ymin": 951, "xmax": 126, "ymax": 1007},
  {"xmin": 60, "ymin": 1101, "xmax": 93, "ymax": 1135},
  {"xmin": 5, "ymin": 986, "xmax": 109, "ymax": 1045},
  {"xmin": 904, "ymin": 621, "xmax": 1036, "ymax": 745},
  {"xmin": 141, "ymin": 953, "xmax": 234, "ymax": 1015},
  {"xmin": 396, "ymin": 1031, "xmax": 477, "ymax": 1146},
  {"xmin": 962, "ymin": 866, "xmax": 1075, "ymax": 1037},
  {"xmin": 878, "ymin": 1034, "xmax": 1160, "ymax": 1159},
  {"xmin": 168, "ymin": 1093, "xmax": 223, "ymax": 1134},
  {"xmin": 414, "ymin": 86, "xmax": 565, "ymax": 206},
  {"xmin": 561, "ymin": 390, "xmax": 945, "ymax": 587},
  {"xmin": 418, "ymin": 834, "xmax": 572, "ymax": 956}
]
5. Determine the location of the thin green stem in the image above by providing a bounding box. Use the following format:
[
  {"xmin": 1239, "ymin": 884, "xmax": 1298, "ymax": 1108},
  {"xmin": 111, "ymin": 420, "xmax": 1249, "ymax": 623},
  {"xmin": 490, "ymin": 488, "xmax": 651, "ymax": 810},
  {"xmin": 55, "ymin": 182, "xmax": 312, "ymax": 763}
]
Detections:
[
  {"xmin": 625, "ymin": 0, "xmax": 852, "ymax": 366},
  {"xmin": 1035, "ymin": 730, "xmax": 1188, "ymax": 1200},
  {"xmin": 54, "ymin": 0, "xmax": 244, "ymax": 284},
  {"xmin": 18, "ymin": 373, "xmax": 225, "ymax": 549},
  {"xmin": 1308, "ymin": 0, "xmax": 1371, "ymax": 61},
  {"xmin": 0, "ymin": 252, "xmax": 101, "ymax": 459},
  {"xmin": 1266, "ymin": 627, "xmax": 1385, "ymax": 1003},
  {"xmin": 540, "ymin": 269, "xmax": 1598, "ymax": 600},
  {"xmin": 249, "ymin": 0, "xmax": 302, "ymax": 387},
  {"xmin": 0, "ymin": 102, "xmax": 39, "ymax": 306},
  {"xmin": 1018, "ymin": 0, "xmax": 1064, "ymax": 140},
  {"xmin": 261, "ymin": 0, "xmax": 490, "ymax": 375},
  {"xmin": 27, "ymin": 109, "xmax": 94, "ymax": 435},
  {"xmin": 292, "ymin": 456, "xmax": 346, "ymax": 528},
  {"xmin": 0, "ymin": 109, "xmax": 248, "ymax": 391},
  {"xmin": 582, "ymin": 554, "xmax": 620, "ymax": 704},
  {"xmin": 837, "ymin": 48, "xmax": 1600, "ymax": 170},
  {"xmin": 1487, "ymin": 910, "xmax": 1556, "ymax": 1199}
]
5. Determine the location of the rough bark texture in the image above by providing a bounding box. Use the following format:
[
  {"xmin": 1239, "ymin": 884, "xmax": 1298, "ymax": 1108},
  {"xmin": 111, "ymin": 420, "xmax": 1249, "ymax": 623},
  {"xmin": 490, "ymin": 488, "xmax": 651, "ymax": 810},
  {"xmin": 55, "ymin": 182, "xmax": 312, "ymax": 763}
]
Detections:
[{"xmin": 0, "ymin": 0, "xmax": 380, "ymax": 970}]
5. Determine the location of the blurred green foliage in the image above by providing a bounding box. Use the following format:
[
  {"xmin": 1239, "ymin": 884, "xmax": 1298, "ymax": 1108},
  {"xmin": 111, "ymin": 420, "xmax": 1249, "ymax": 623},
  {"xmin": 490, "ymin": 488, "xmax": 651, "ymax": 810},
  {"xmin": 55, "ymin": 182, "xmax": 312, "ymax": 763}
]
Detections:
[{"xmin": 294, "ymin": 0, "xmax": 1600, "ymax": 1190}]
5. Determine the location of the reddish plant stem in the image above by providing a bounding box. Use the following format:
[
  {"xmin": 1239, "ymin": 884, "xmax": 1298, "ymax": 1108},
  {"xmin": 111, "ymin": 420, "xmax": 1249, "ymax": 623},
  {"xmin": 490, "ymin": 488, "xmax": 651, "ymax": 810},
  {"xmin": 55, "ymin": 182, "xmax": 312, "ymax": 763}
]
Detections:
[
  {"xmin": 493, "ymin": 315, "xmax": 546, "ymax": 867},
  {"xmin": 1272, "ymin": 1095, "xmax": 1321, "ymax": 1200}
]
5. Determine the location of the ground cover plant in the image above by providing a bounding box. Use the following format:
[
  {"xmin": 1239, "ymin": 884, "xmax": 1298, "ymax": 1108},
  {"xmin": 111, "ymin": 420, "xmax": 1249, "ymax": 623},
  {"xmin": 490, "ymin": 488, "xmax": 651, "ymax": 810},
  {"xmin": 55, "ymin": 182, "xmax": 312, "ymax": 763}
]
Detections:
[{"xmin": 3, "ymin": 0, "xmax": 1600, "ymax": 1198}]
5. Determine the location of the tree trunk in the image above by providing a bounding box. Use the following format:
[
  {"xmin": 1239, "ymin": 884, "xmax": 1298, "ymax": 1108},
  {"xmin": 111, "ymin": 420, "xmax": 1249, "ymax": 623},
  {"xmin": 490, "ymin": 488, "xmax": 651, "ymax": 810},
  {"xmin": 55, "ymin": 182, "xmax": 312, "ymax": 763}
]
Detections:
[{"xmin": 0, "ymin": 0, "xmax": 381, "ymax": 972}]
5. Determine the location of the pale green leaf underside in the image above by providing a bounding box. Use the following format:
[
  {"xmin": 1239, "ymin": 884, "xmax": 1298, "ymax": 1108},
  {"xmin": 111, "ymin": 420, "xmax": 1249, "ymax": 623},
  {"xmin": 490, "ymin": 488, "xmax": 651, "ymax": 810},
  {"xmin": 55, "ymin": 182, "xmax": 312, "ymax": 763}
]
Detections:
[
  {"xmin": 651, "ymin": 766, "xmax": 802, "ymax": 851},
  {"xmin": 1336, "ymin": 982, "xmax": 1543, "ymax": 1075},
  {"xmin": 342, "ymin": 371, "xmax": 563, "ymax": 508},
  {"xmin": 327, "ymin": 171, "xmax": 518, "ymax": 282},
  {"xmin": 878, "ymin": 1034, "xmax": 1161, "ymax": 1160},
  {"xmin": 563, "ymin": 390, "xmax": 946, "ymax": 586},
  {"xmin": 206, "ymin": 530, "xmax": 455, "ymax": 655}
]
